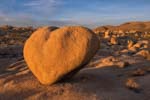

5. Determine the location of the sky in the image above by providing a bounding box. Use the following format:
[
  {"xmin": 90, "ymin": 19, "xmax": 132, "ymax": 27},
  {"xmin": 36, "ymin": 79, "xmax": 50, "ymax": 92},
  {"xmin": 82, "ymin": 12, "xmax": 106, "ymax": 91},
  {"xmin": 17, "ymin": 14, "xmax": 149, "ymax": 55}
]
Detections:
[{"xmin": 0, "ymin": 0, "xmax": 150, "ymax": 27}]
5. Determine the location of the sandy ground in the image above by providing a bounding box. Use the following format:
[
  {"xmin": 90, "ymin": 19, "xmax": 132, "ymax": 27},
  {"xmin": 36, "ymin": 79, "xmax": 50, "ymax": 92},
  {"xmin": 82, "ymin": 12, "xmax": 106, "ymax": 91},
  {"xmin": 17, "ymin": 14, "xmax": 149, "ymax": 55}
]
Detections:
[
  {"xmin": 0, "ymin": 25, "xmax": 150, "ymax": 100},
  {"xmin": 0, "ymin": 49, "xmax": 150, "ymax": 100}
]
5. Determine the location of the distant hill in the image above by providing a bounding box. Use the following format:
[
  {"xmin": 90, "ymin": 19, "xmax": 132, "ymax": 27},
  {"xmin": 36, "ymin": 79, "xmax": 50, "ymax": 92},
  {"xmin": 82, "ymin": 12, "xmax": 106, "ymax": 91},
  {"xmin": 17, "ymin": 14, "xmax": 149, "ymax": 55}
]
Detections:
[{"xmin": 94, "ymin": 21, "xmax": 150, "ymax": 32}]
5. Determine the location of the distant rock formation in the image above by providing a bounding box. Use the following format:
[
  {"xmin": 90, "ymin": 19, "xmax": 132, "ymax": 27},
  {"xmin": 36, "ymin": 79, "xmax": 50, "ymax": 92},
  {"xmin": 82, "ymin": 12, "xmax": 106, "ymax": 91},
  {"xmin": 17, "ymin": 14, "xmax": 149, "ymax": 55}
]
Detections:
[{"xmin": 93, "ymin": 21, "xmax": 150, "ymax": 33}]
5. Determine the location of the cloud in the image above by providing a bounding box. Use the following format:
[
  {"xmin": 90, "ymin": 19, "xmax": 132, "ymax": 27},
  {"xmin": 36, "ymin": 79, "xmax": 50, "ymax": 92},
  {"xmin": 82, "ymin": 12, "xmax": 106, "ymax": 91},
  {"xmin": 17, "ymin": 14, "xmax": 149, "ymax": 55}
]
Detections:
[
  {"xmin": 22, "ymin": 0, "xmax": 63, "ymax": 18},
  {"xmin": 0, "ymin": 0, "xmax": 63, "ymax": 19},
  {"xmin": 23, "ymin": 1, "xmax": 41, "ymax": 6},
  {"xmin": 23, "ymin": 0, "xmax": 60, "ymax": 6},
  {"xmin": 0, "ymin": 0, "xmax": 69, "ymax": 26},
  {"xmin": 0, "ymin": 10, "xmax": 78, "ymax": 27}
]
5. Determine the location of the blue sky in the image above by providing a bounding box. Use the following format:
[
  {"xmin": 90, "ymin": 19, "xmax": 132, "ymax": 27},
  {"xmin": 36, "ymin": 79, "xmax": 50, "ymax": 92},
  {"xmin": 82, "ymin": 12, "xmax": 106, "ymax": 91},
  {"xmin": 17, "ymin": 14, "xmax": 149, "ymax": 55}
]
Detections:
[{"xmin": 0, "ymin": 0, "xmax": 150, "ymax": 27}]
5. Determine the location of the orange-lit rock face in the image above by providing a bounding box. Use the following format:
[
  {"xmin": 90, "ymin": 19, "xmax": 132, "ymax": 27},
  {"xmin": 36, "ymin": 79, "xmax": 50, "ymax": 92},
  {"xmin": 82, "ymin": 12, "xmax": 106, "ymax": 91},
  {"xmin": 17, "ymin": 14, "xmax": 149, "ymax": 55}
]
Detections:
[{"xmin": 23, "ymin": 26, "xmax": 100, "ymax": 85}]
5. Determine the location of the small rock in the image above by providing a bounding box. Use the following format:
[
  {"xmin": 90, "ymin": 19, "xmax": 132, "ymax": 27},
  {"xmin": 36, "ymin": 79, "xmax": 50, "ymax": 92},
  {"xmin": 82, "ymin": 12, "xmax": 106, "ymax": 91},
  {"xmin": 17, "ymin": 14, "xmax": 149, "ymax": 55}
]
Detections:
[
  {"xmin": 101, "ymin": 56, "xmax": 119, "ymax": 63},
  {"xmin": 104, "ymin": 31, "xmax": 110, "ymax": 38},
  {"xmin": 120, "ymin": 49, "xmax": 129, "ymax": 54},
  {"xmin": 128, "ymin": 47, "xmax": 138, "ymax": 54},
  {"xmin": 131, "ymin": 68, "xmax": 146, "ymax": 76},
  {"xmin": 126, "ymin": 78, "xmax": 140, "ymax": 93},
  {"xmin": 110, "ymin": 36, "xmax": 118, "ymax": 45},
  {"xmin": 127, "ymin": 40, "xmax": 134, "ymax": 48},
  {"xmin": 133, "ymin": 42, "xmax": 142, "ymax": 48},
  {"xmin": 135, "ymin": 49, "xmax": 150, "ymax": 59},
  {"xmin": 116, "ymin": 61, "xmax": 129, "ymax": 68},
  {"xmin": 143, "ymin": 44, "xmax": 148, "ymax": 49},
  {"xmin": 9, "ymin": 39, "xmax": 15, "ymax": 44}
]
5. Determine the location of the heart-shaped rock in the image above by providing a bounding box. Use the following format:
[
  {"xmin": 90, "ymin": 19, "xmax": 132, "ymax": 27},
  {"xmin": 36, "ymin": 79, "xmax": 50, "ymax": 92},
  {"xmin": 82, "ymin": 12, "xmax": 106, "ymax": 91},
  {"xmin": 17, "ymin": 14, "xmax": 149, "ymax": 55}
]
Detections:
[{"xmin": 24, "ymin": 26, "xmax": 100, "ymax": 85}]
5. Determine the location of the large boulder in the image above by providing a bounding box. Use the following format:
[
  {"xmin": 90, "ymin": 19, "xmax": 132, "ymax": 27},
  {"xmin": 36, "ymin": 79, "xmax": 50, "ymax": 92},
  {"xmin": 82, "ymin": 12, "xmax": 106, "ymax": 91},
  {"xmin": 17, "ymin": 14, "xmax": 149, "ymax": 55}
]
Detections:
[{"xmin": 24, "ymin": 26, "xmax": 100, "ymax": 85}]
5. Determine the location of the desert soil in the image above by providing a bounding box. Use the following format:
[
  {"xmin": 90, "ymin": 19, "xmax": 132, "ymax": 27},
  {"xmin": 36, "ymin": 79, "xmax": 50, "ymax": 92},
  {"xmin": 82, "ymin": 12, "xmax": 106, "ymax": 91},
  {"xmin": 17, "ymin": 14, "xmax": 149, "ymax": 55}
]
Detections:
[{"xmin": 0, "ymin": 25, "xmax": 150, "ymax": 100}]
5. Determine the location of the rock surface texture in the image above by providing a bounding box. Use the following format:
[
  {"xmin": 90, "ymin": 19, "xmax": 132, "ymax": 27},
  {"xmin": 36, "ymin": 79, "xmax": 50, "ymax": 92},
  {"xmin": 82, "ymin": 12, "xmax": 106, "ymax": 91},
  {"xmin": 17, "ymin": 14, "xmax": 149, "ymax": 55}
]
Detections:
[{"xmin": 23, "ymin": 26, "xmax": 100, "ymax": 85}]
